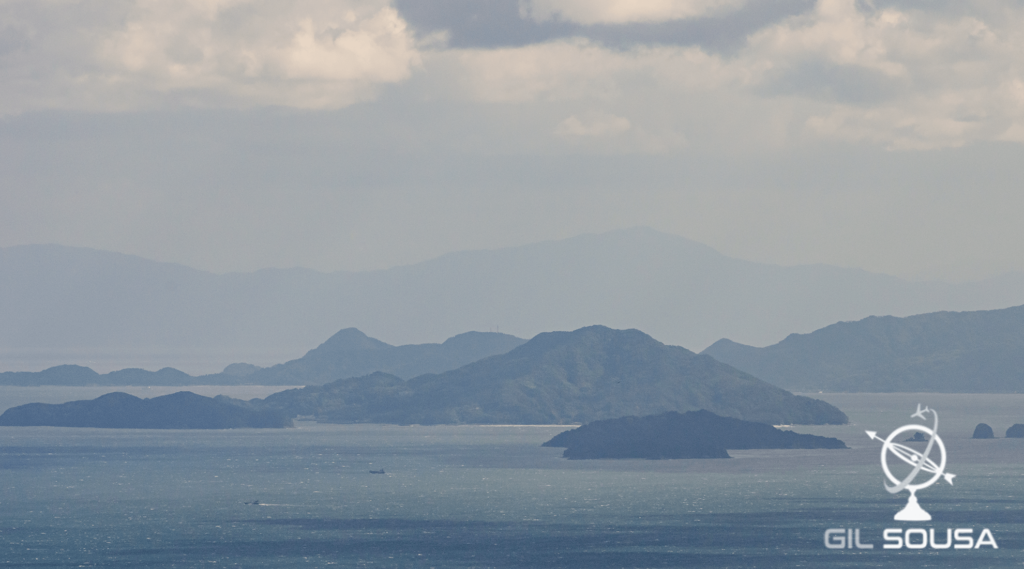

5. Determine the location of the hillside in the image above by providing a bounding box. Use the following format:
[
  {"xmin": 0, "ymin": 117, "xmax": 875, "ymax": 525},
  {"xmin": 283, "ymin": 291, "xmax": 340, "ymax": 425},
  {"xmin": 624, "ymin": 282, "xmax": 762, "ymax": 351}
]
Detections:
[
  {"xmin": 5, "ymin": 228, "xmax": 1024, "ymax": 374},
  {"xmin": 702, "ymin": 305, "xmax": 1024, "ymax": 392},
  {"xmin": 255, "ymin": 326, "xmax": 848, "ymax": 425}
]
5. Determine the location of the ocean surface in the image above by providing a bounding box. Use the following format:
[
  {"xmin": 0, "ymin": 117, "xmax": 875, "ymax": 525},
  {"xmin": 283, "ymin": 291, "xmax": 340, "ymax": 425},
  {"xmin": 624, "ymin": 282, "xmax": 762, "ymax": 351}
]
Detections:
[{"xmin": 1, "ymin": 390, "xmax": 1022, "ymax": 567}]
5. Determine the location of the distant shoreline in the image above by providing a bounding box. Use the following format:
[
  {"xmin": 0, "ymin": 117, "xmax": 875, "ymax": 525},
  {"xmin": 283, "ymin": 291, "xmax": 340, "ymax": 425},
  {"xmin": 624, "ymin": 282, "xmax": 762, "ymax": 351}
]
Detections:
[
  {"xmin": 447, "ymin": 424, "xmax": 579, "ymax": 428},
  {"xmin": 0, "ymin": 385, "xmax": 296, "ymax": 414}
]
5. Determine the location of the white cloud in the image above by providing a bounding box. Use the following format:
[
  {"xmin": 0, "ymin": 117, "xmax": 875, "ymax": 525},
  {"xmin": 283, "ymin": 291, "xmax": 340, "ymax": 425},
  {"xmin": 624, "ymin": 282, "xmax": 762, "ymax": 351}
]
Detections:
[
  {"xmin": 743, "ymin": 0, "xmax": 1024, "ymax": 149},
  {"xmin": 430, "ymin": 39, "xmax": 733, "ymax": 104},
  {"xmin": 554, "ymin": 113, "xmax": 631, "ymax": 137},
  {"xmin": 746, "ymin": 0, "xmax": 909, "ymax": 78},
  {"xmin": 433, "ymin": 0, "xmax": 1024, "ymax": 151},
  {"xmin": 5, "ymin": 0, "xmax": 1024, "ymax": 152},
  {"xmin": 520, "ymin": 0, "xmax": 746, "ymax": 25},
  {"xmin": 0, "ymin": 0, "xmax": 422, "ymax": 114},
  {"xmin": 434, "ymin": 40, "xmax": 631, "ymax": 103}
]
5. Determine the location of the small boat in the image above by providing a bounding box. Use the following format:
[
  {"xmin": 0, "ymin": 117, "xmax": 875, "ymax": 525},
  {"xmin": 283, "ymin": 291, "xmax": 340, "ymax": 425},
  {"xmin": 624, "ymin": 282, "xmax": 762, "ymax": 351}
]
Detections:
[
  {"xmin": 245, "ymin": 500, "xmax": 260, "ymax": 505},
  {"xmin": 369, "ymin": 469, "xmax": 385, "ymax": 474}
]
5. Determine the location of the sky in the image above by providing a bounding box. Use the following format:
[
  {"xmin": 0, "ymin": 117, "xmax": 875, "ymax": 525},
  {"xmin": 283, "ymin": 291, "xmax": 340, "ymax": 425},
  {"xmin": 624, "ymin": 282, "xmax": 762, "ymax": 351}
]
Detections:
[{"xmin": 2, "ymin": 0, "xmax": 1023, "ymax": 282}]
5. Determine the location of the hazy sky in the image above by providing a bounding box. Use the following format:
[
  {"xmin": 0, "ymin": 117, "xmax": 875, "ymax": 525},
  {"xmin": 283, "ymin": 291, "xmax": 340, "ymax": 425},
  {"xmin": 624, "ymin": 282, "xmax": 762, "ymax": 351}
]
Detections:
[{"xmin": 2, "ymin": 0, "xmax": 1023, "ymax": 282}]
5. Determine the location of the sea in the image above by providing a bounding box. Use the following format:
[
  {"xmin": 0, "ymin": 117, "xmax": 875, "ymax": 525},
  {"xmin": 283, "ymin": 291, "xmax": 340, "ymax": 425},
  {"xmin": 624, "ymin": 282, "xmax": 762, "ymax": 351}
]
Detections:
[{"xmin": 1, "ymin": 388, "xmax": 1022, "ymax": 568}]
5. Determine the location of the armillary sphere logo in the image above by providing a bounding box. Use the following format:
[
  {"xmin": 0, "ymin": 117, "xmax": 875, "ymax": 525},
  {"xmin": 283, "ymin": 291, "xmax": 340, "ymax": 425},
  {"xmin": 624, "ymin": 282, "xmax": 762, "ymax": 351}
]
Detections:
[{"xmin": 866, "ymin": 404, "xmax": 956, "ymax": 521}]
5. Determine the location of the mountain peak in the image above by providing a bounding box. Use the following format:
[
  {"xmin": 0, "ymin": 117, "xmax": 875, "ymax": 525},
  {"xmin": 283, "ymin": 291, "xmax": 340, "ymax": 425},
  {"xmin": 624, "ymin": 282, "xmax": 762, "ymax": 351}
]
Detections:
[
  {"xmin": 311, "ymin": 328, "xmax": 392, "ymax": 354},
  {"xmin": 503, "ymin": 325, "xmax": 679, "ymax": 362},
  {"xmin": 285, "ymin": 325, "xmax": 849, "ymax": 426},
  {"xmin": 439, "ymin": 331, "xmax": 525, "ymax": 351},
  {"xmin": 8, "ymin": 229, "xmax": 1024, "ymax": 375},
  {"xmin": 238, "ymin": 328, "xmax": 527, "ymax": 385}
]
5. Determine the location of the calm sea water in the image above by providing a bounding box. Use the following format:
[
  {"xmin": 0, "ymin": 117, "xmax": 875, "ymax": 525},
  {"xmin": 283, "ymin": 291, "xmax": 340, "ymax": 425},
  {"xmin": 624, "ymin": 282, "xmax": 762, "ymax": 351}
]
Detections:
[{"xmin": 1, "ymin": 390, "xmax": 1022, "ymax": 568}]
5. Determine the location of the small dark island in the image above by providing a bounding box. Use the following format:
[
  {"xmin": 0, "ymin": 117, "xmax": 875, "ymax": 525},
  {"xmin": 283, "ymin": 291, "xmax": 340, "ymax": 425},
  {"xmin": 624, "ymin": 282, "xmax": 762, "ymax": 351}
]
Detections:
[
  {"xmin": 542, "ymin": 410, "xmax": 847, "ymax": 459},
  {"xmin": 0, "ymin": 391, "xmax": 292, "ymax": 429},
  {"xmin": 972, "ymin": 423, "xmax": 994, "ymax": 439},
  {"xmin": 1006, "ymin": 424, "xmax": 1024, "ymax": 438}
]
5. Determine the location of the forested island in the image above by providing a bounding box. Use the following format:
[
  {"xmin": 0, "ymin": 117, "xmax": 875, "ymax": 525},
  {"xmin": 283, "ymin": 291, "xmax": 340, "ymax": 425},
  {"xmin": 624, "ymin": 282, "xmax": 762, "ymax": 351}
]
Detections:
[
  {"xmin": 0, "ymin": 326, "xmax": 848, "ymax": 428},
  {"xmin": 543, "ymin": 410, "xmax": 848, "ymax": 459},
  {"xmin": 246, "ymin": 326, "xmax": 847, "ymax": 426}
]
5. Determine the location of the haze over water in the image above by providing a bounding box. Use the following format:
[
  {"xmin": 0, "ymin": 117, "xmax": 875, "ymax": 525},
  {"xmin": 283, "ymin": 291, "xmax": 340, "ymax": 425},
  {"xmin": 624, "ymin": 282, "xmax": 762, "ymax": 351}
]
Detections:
[
  {"xmin": 5, "ymin": 2, "xmax": 1023, "ymax": 564},
  {"xmin": 0, "ymin": 391, "xmax": 1020, "ymax": 567}
]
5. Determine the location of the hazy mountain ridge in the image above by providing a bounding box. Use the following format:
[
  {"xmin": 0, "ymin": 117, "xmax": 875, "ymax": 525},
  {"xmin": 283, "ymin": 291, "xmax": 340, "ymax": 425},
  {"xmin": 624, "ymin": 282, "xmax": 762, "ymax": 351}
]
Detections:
[
  {"xmin": 701, "ymin": 304, "xmax": 1024, "ymax": 392},
  {"xmin": 5, "ymin": 228, "xmax": 1024, "ymax": 374},
  {"xmin": 244, "ymin": 328, "xmax": 526, "ymax": 385},
  {"xmin": 0, "ymin": 365, "xmax": 201, "ymax": 387},
  {"xmin": 0, "ymin": 329, "xmax": 525, "ymax": 386},
  {"xmin": 253, "ymin": 326, "xmax": 848, "ymax": 425},
  {"xmin": 0, "ymin": 391, "xmax": 291, "ymax": 428}
]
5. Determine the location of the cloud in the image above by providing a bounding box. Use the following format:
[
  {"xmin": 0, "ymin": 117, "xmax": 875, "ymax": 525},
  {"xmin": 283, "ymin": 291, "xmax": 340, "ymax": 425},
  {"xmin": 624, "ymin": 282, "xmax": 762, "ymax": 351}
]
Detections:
[
  {"xmin": 5, "ymin": 0, "xmax": 1024, "ymax": 151},
  {"xmin": 0, "ymin": 0, "xmax": 422, "ymax": 114},
  {"xmin": 429, "ymin": 38, "xmax": 733, "ymax": 104},
  {"xmin": 429, "ymin": 0, "xmax": 1024, "ymax": 151},
  {"xmin": 554, "ymin": 113, "xmax": 631, "ymax": 137},
  {"xmin": 743, "ymin": 0, "xmax": 1024, "ymax": 149},
  {"xmin": 520, "ymin": 0, "xmax": 747, "ymax": 25}
]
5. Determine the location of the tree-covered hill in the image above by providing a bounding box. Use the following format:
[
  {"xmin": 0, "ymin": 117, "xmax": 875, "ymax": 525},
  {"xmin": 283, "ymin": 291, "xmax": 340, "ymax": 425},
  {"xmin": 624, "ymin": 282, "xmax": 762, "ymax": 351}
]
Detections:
[
  {"xmin": 543, "ymin": 410, "xmax": 847, "ymax": 459},
  {"xmin": 255, "ymin": 326, "xmax": 848, "ymax": 425},
  {"xmin": 702, "ymin": 304, "xmax": 1024, "ymax": 392}
]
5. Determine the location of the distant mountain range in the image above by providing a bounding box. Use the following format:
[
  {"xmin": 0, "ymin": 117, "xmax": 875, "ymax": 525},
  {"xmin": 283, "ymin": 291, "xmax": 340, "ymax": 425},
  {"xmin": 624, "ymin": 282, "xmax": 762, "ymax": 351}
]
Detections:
[
  {"xmin": 243, "ymin": 328, "xmax": 525, "ymax": 385},
  {"xmin": 252, "ymin": 326, "xmax": 848, "ymax": 425},
  {"xmin": 0, "ymin": 329, "xmax": 525, "ymax": 386},
  {"xmin": 702, "ymin": 304, "xmax": 1024, "ymax": 392},
  {"xmin": 0, "ymin": 391, "xmax": 291, "ymax": 429},
  {"xmin": 5, "ymin": 228, "xmax": 1024, "ymax": 374}
]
